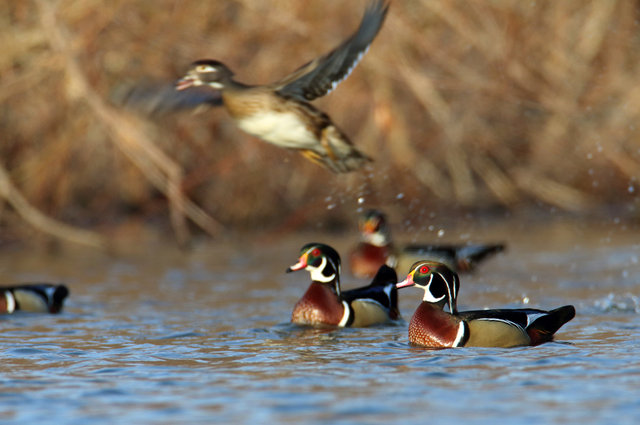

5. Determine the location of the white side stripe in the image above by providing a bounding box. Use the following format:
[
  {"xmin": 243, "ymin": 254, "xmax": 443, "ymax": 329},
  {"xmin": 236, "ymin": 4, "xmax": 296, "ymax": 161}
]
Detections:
[
  {"xmin": 338, "ymin": 301, "xmax": 350, "ymax": 327},
  {"xmin": 453, "ymin": 321, "xmax": 466, "ymax": 347},
  {"xmin": 5, "ymin": 291, "xmax": 15, "ymax": 313}
]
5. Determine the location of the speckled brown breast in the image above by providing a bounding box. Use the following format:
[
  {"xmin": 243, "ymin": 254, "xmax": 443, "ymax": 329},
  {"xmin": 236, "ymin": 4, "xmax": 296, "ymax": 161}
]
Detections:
[
  {"xmin": 408, "ymin": 302, "xmax": 462, "ymax": 348},
  {"xmin": 292, "ymin": 282, "xmax": 345, "ymax": 326},
  {"xmin": 349, "ymin": 243, "xmax": 393, "ymax": 279}
]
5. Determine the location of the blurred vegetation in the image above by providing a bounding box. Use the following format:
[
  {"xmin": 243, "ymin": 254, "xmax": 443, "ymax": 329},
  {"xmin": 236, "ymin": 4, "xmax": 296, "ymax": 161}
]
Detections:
[{"xmin": 2, "ymin": 0, "xmax": 640, "ymax": 247}]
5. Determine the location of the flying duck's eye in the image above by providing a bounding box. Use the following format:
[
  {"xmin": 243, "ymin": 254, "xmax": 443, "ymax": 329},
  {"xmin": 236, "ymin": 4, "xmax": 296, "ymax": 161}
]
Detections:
[
  {"xmin": 311, "ymin": 248, "xmax": 321, "ymax": 257},
  {"xmin": 196, "ymin": 65, "xmax": 214, "ymax": 73},
  {"xmin": 419, "ymin": 265, "xmax": 430, "ymax": 274}
]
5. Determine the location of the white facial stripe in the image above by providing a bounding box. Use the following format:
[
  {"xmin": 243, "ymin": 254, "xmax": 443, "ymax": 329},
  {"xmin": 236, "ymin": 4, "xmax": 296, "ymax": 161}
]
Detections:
[
  {"xmin": 422, "ymin": 274, "xmax": 445, "ymax": 303},
  {"xmin": 338, "ymin": 301, "xmax": 350, "ymax": 327},
  {"xmin": 308, "ymin": 256, "xmax": 335, "ymax": 283},
  {"xmin": 436, "ymin": 271, "xmax": 456, "ymax": 312}
]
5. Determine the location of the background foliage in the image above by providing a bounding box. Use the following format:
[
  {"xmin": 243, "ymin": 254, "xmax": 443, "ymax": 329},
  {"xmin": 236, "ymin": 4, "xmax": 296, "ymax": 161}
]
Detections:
[{"xmin": 2, "ymin": 0, "xmax": 640, "ymax": 246}]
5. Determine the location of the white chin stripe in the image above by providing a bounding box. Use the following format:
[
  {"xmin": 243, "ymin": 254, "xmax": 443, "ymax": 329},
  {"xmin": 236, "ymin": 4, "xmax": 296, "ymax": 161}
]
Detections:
[
  {"xmin": 364, "ymin": 232, "xmax": 388, "ymax": 247},
  {"xmin": 422, "ymin": 274, "xmax": 446, "ymax": 303},
  {"xmin": 308, "ymin": 257, "xmax": 335, "ymax": 283},
  {"xmin": 338, "ymin": 301, "xmax": 350, "ymax": 327}
]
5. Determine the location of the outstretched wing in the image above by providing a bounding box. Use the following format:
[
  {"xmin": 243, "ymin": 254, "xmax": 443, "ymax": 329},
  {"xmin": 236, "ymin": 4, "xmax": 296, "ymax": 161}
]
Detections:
[
  {"xmin": 114, "ymin": 83, "xmax": 223, "ymax": 116},
  {"xmin": 273, "ymin": 0, "xmax": 389, "ymax": 102}
]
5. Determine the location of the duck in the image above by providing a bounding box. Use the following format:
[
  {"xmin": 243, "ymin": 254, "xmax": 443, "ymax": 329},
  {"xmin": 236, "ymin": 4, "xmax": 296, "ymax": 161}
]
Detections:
[
  {"xmin": 349, "ymin": 209, "xmax": 505, "ymax": 278},
  {"xmin": 1, "ymin": 283, "xmax": 69, "ymax": 314},
  {"xmin": 171, "ymin": 1, "xmax": 389, "ymax": 173},
  {"xmin": 396, "ymin": 261, "xmax": 575, "ymax": 348},
  {"xmin": 286, "ymin": 242, "xmax": 399, "ymax": 327}
]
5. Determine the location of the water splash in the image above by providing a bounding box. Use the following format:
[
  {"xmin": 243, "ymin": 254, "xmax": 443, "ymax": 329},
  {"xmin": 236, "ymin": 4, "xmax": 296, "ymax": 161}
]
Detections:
[{"xmin": 594, "ymin": 293, "xmax": 640, "ymax": 314}]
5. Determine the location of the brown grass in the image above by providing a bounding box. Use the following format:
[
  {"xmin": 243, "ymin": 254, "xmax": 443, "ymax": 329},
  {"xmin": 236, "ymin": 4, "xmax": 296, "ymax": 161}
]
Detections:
[{"xmin": 2, "ymin": 0, "xmax": 640, "ymax": 246}]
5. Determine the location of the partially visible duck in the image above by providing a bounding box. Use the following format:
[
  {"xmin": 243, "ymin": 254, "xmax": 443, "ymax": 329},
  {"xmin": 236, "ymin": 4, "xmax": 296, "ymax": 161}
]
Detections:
[
  {"xmin": 1, "ymin": 283, "xmax": 69, "ymax": 314},
  {"xmin": 349, "ymin": 209, "xmax": 505, "ymax": 278}
]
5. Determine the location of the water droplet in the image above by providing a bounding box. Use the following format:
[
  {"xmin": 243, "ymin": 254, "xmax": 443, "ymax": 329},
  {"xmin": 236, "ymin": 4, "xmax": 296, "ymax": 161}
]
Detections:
[
  {"xmin": 629, "ymin": 185, "xmax": 635, "ymax": 194},
  {"xmin": 357, "ymin": 197, "xmax": 365, "ymax": 204},
  {"xmin": 586, "ymin": 153, "xmax": 593, "ymax": 159},
  {"xmin": 428, "ymin": 225, "xmax": 434, "ymax": 231},
  {"xmin": 396, "ymin": 193, "xmax": 405, "ymax": 200},
  {"xmin": 437, "ymin": 229, "xmax": 445, "ymax": 237},
  {"xmin": 522, "ymin": 296, "xmax": 530, "ymax": 304},
  {"xmin": 326, "ymin": 203, "xmax": 336, "ymax": 210}
]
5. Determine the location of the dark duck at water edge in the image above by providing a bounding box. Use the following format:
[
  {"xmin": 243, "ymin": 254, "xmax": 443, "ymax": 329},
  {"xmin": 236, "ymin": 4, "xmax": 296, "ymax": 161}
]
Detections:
[
  {"xmin": 349, "ymin": 209, "xmax": 506, "ymax": 278},
  {"xmin": 287, "ymin": 243, "xmax": 400, "ymax": 327},
  {"xmin": 171, "ymin": 0, "xmax": 389, "ymax": 173},
  {"xmin": 1, "ymin": 283, "xmax": 69, "ymax": 314},
  {"xmin": 396, "ymin": 261, "xmax": 575, "ymax": 348}
]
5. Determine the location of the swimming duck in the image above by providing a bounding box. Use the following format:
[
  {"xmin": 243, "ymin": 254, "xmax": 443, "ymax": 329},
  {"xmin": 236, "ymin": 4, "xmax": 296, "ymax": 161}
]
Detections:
[
  {"xmin": 349, "ymin": 209, "xmax": 505, "ymax": 278},
  {"xmin": 396, "ymin": 261, "xmax": 575, "ymax": 348},
  {"xmin": 287, "ymin": 242, "xmax": 399, "ymax": 327},
  {"xmin": 1, "ymin": 283, "xmax": 69, "ymax": 314}
]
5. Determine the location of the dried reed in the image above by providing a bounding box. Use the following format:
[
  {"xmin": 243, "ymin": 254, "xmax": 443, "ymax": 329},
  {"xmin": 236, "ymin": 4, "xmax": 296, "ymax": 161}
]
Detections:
[{"xmin": 1, "ymin": 0, "xmax": 639, "ymax": 245}]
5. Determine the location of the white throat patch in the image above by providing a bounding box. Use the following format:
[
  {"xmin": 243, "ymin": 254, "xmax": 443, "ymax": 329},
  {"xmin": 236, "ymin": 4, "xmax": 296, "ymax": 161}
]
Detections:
[
  {"xmin": 422, "ymin": 274, "xmax": 446, "ymax": 303},
  {"xmin": 363, "ymin": 231, "xmax": 388, "ymax": 247},
  {"xmin": 307, "ymin": 257, "xmax": 335, "ymax": 283}
]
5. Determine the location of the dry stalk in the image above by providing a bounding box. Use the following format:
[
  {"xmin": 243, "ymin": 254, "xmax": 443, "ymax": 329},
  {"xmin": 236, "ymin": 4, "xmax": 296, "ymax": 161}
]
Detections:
[
  {"xmin": 0, "ymin": 162, "xmax": 106, "ymax": 248},
  {"xmin": 36, "ymin": 0, "xmax": 223, "ymax": 244}
]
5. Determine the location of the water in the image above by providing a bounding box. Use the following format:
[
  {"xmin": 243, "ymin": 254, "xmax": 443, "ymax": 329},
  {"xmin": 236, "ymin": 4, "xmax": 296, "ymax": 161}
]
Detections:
[{"xmin": 1, "ymin": 218, "xmax": 639, "ymax": 424}]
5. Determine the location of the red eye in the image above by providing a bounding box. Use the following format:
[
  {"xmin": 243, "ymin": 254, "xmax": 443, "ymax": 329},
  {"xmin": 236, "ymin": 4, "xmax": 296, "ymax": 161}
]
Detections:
[
  {"xmin": 419, "ymin": 265, "xmax": 430, "ymax": 274},
  {"xmin": 312, "ymin": 248, "xmax": 321, "ymax": 257}
]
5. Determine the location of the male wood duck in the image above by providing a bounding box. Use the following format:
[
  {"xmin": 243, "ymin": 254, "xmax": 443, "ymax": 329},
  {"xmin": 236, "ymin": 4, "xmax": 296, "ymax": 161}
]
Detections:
[
  {"xmin": 349, "ymin": 209, "xmax": 505, "ymax": 278},
  {"xmin": 174, "ymin": 1, "xmax": 389, "ymax": 173},
  {"xmin": 396, "ymin": 261, "xmax": 575, "ymax": 348},
  {"xmin": 286, "ymin": 242, "xmax": 400, "ymax": 327},
  {"xmin": 1, "ymin": 283, "xmax": 69, "ymax": 314}
]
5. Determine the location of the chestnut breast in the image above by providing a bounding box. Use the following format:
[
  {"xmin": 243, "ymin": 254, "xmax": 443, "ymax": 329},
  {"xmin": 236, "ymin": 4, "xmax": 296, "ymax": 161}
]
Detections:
[
  {"xmin": 408, "ymin": 302, "xmax": 462, "ymax": 348},
  {"xmin": 292, "ymin": 282, "xmax": 345, "ymax": 326},
  {"xmin": 350, "ymin": 243, "xmax": 393, "ymax": 278}
]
